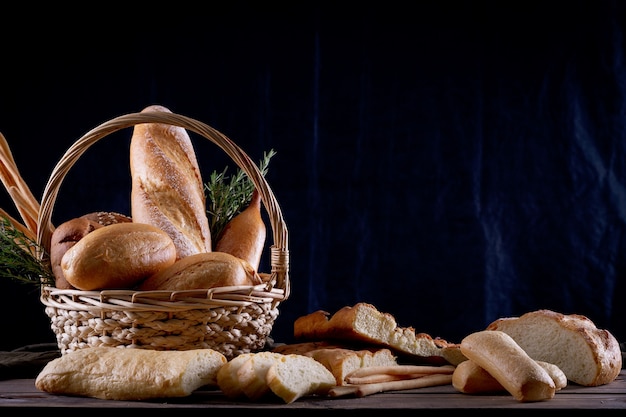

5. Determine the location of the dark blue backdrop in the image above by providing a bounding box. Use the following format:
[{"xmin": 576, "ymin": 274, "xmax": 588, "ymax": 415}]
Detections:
[{"xmin": 1, "ymin": 1, "xmax": 625, "ymax": 351}]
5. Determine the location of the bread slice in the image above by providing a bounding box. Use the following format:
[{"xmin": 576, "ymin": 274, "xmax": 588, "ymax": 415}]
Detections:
[
  {"xmin": 216, "ymin": 352, "xmax": 256, "ymax": 399},
  {"xmin": 294, "ymin": 302, "xmax": 466, "ymax": 365},
  {"xmin": 266, "ymin": 354, "xmax": 336, "ymax": 403},
  {"xmin": 35, "ymin": 346, "xmax": 226, "ymax": 400},
  {"xmin": 487, "ymin": 309, "xmax": 622, "ymax": 386},
  {"xmin": 236, "ymin": 351, "xmax": 285, "ymax": 400},
  {"xmin": 304, "ymin": 348, "xmax": 397, "ymax": 385}
]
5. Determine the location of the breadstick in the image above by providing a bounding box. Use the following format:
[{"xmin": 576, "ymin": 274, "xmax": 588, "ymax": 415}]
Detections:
[
  {"xmin": 346, "ymin": 373, "xmax": 417, "ymax": 385},
  {"xmin": 354, "ymin": 373, "xmax": 453, "ymax": 397},
  {"xmin": 346, "ymin": 364, "xmax": 454, "ymax": 379}
]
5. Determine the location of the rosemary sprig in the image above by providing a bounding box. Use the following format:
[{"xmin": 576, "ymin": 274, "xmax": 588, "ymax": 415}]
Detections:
[
  {"xmin": 205, "ymin": 149, "xmax": 276, "ymax": 245},
  {"xmin": 0, "ymin": 216, "xmax": 54, "ymax": 286}
]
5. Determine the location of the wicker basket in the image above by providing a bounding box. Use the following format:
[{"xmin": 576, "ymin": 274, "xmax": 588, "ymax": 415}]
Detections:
[{"xmin": 36, "ymin": 111, "xmax": 290, "ymax": 360}]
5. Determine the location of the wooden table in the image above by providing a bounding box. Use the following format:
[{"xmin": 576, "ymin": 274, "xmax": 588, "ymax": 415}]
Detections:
[{"xmin": 1, "ymin": 370, "xmax": 624, "ymax": 415}]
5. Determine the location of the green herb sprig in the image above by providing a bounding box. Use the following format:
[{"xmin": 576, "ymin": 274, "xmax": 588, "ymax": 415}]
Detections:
[
  {"xmin": 0, "ymin": 216, "xmax": 54, "ymax": 287},
  {"xmin": 205, "ymin": 149, "xmax": 276, "ymax": 245}
]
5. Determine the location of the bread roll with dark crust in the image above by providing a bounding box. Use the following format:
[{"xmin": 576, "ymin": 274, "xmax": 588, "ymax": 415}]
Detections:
[
  {"xmin": 130, "ymin": 104, "xmax": 211, "ymax": 259},
  {"xmin": 61, "ymin": 222, "xmax": 177, "ymax": 290},
  {"xmin": 50, "ymin": 217, "xmax": 104, "ymax": 289},
  {"xmin": 137, "ymin": 251, "xmax": 262, "ymax": 291}
]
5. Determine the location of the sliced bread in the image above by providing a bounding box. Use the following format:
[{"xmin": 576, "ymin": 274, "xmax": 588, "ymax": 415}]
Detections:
[
  {"xmin": 216, "ymin": 352, "xmax": 256, "ymax": 399},
  {"xmin": 236, "ymin": 351, "xmax": 285, "ymax": 400},
  {"xmin": 266, "ymin": 354, "xmax": 336, "ymax": 403},
  {"xmin": 487, "ymin": 309, "xmax": 622, "ymax": 386}
]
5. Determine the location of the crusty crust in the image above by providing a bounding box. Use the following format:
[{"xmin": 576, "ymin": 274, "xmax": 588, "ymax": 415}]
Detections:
[
  {"xmin": 487, "ymin": 309, "xmax": 622, "ymax": 386},
  {"xmin": 130, "ymin": 105, "xmax": 211, "ymax": 259},
  {"xmin": 293, "ymin": 303, "xmax": 466, "ymax": 365}
]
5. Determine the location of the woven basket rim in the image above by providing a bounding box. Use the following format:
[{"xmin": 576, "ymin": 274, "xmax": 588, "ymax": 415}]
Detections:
[{"xmin": 36, "ymin": 110, "xmax": 290, "ymax": 300}]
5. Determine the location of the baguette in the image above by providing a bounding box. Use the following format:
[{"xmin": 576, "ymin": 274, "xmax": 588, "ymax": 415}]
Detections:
[
  {"xmin": 130, "ymin": 104, "xmax": 212, "ymax": 259},
  {"xmin": 304, "ymin": 348, "xmax": 398, "ymax": 386},
  {"xmin": 35, "ymin": 346, "xmax": 227, "ymax": 400},
  {"xmin": 460, "ymin": 330, "xmax": 555, "ymax": 402},
  {"xmin": 215, "ymin": 189, "xmax": 266, "ymax": 271},
  {"xmin": 294, "ymin": 303, "xmax": 466, "ymax": 365},
  {"xmin": 486, "ymin": 309, "xmax": 622, "ymax": 386},
  {"xmin": 236, "ymin": 351, "xmax": 284, "ymax": 400}
]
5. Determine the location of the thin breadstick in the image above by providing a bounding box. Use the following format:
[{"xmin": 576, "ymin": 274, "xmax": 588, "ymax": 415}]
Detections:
[
  {"xmin": 355, "ymin": 373, "xmax": 453, "ymax": 397},
  {"xmin": 346, "ymin": 373, "xmax": 421, "ymax": 385},
  {"xmin": 328, "ymin": 386, "xmax": 359, "ymax": 397},
  {"xmin": 346, "ymin": 364, "xmax": 454, "ymax": 379}
]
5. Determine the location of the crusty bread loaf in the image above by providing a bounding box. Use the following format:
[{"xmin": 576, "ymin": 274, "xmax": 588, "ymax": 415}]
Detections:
[
  {"xmin": 137, "ymin": 251, "xmax": 262, "ymax": 291},
  {"xmin": 265, "ymin": 353, "xmax": 336, "ymax": 404},
  {"xmin": 80, "ymin": 211, "xmax": 132, "ymax": 226},
  {"xmin": 460, "ymin": 330, "xmax": 556, "ymax": 402},
  {"xmin": 216, "ymin": 352, "xmax": 256, "ymax": 399},
  {"xmin": 293, "ymin": 303, "xmax": 466, "ymax": 366},
  {"xmin": 61, "ymin": 222, "xmax": 177, "ymax": 290},
  {"xmin": 130, "ymin": 104, "xmax": 211, "ymax": 259},
  {"xmin": 215, "ymin": 189, "xmax": 266, "ymax": 272},
  {"xmin": 486, "ymin": 309, "xmax": 622, "ymax": 386},
  {"xmin": 35, "ymin": 346, "xmax": 227, "ymax": 400}
]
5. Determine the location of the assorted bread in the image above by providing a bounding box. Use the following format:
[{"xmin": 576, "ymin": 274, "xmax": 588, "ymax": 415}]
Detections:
[
  {"xmin": 32, "ymin": 106, "xmax": 625, "ymax": 404},
  {"xmin": 47, "ymin": 104, "xmax": 268, "ymax": 292}
]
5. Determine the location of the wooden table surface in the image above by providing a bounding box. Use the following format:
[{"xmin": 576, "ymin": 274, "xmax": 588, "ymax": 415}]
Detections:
[{"xmin": 1, "ymin": 370, "xmax": 625, "ymax": 415}]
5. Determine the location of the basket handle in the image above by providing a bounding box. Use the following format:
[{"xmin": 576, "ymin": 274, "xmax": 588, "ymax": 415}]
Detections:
[{"xmin": 36, "ymin": 111, "xmax": 290, "ymax": 297}]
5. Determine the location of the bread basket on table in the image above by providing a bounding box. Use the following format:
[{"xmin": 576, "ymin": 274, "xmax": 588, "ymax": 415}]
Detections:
[{"xmin": 36, "ymin": 111, "xmax": 290, "ymax": 360}]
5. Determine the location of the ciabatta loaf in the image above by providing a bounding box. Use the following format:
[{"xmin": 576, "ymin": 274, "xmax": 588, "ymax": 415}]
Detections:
[
  {"xmin": 294, "ymin": 303, "xmax": 466, "ymax": 365},
  {"xmin": 35, "ymin": 346, "xmax": 226, "ymax": 400},
  {"xmin": 130, "ymin": 104, "xmax": 212, "ymax": 259},
  {"xmin": 486, "ymin": 309, "xmax": 622, "ymax": 386}
]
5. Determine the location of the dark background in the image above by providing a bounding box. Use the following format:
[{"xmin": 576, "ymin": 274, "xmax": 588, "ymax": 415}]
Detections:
[{"xmin": 1, "ymin": 1, "xmax": 625, "ymax": 351}]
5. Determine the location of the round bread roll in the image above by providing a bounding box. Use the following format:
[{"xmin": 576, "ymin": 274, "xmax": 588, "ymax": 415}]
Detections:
[
  {"xmin": 138, "ymin": 251, "xmax": 262, "ymax": 291},
  {"xmin": 50, "ymin": 217, "xmax": 104, "ymax": 289},
  {"xmin": 61, "ymin": 222, "xmax": 177, "ymax": 290}
]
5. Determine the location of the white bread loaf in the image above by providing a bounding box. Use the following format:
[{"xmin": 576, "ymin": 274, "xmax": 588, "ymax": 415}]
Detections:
[
  {"xmin": 265, "ymin": 353, "xmax": 336, "ymax": 404},
  {"xmin": 294, "ymin": 302, "xmax": 466, "ymax": 366},
  {"xmin": 35, "ymin": 346, "xmax": 227, "ymax": 400},
  {"xmin": 460, "ymin": 330, "xmax": 556, "ymax": 402},
  {"xmin": 130, "ymin": 104, "xmax": 212, "ymax": 259},
  {"xmin": 486, "ymin": 309, "xmax": 622, "ymax": 386}
]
